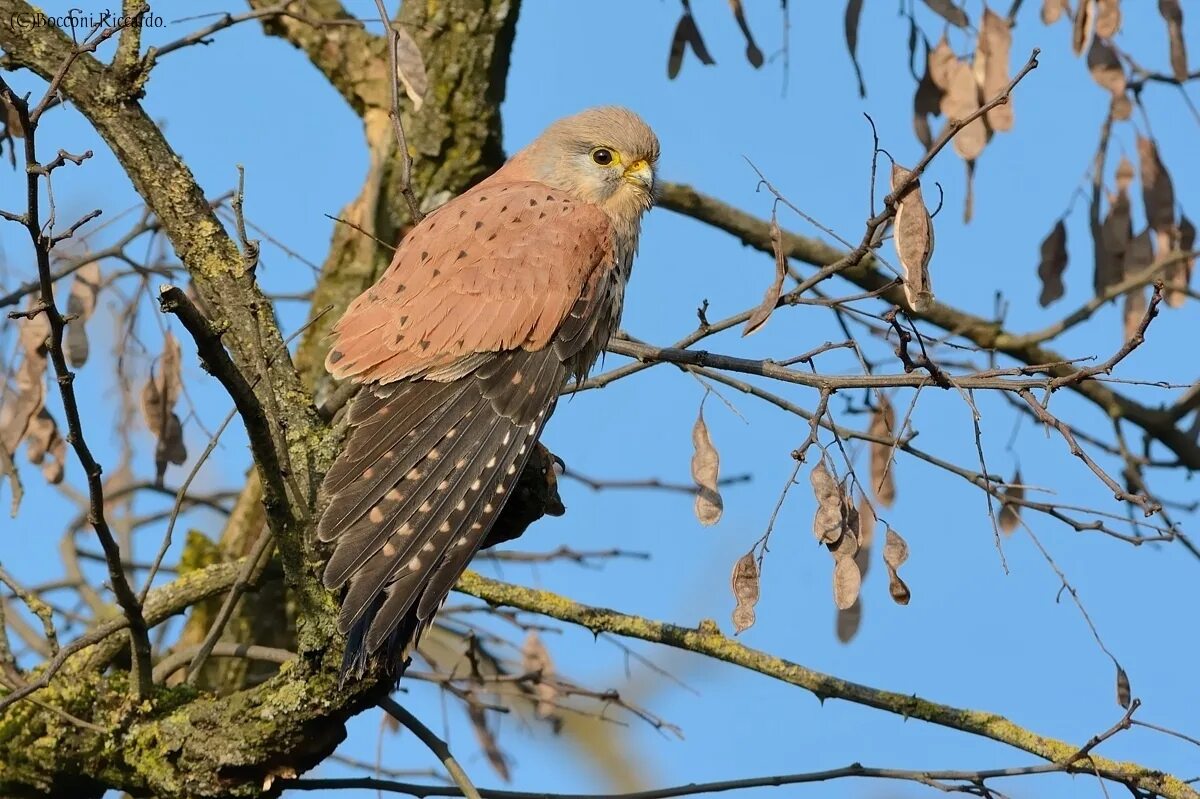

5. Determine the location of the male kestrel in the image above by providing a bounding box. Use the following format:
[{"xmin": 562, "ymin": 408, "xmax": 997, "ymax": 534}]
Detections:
[{"xmin": 319, "ymin": 107, "xmax": 660, "ymax": 680}]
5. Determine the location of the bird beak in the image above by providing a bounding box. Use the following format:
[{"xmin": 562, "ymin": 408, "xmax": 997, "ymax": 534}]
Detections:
[{"xmin": 623, "ymin": 159, "xmax": 654, "ymax": 193}]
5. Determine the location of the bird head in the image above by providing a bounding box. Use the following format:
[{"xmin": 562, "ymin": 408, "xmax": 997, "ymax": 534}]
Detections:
[{"xmin": 518, "ymin": 106, "xmax": 661, "ymax": 223}]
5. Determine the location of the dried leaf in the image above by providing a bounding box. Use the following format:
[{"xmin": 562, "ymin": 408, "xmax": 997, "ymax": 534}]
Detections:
[
  {"xmin": 812, "ymin": 504, "xmax": 843, "ymax": 546},
  {"xmin": 667, "ymin": 11, "xmax": 715, "ymax": 79},
  {"xmin": 963, "ymin": 158, "xmax": 977, "ymax": 225},
  {"xmin": 1111, "ymin": 93, "xmax": 1132, "ymax": 121},
  {"xmin": 1122, "ymin": 229, "xmax": 1153, "ymax": 339},
  {"xmin": 1115, "ymin": 155, "xmax": 1135, "ymax": 194},
  {"xmin": 25, "ymin": 408, "xmax": 66, "ymax": 484},
  {"xmin": 744, "ymin": 213, "xmax": 788, "ymax": 335},
  {"xmin": 1041, "ymin": 0, "xmax": 1071, "ymax": 25},
  {"xmin": 832, "ymin": 555, "xmax": 862, "ymax": 610},
  {"xmin": 810, "ymin": 458, "xmax": 844, "ymax": 545},
  {"xmin": 1096, "ymin": 0, "xmax": 1121, "ymax": 38},
  {"xmin": 1159, "ymin": 0, "xmax": 1188, "ymax": 83},
  {"xmin": 64, "ymin": 261, "xmax": 101, "ymax": 368},
  {"xmin": 1124, "ymin": 227, "xmax": 1154, "ymax": 278},
  {"xmin": 160, "ymin": 331, "xmax": 183, "ymax": 407},
  {"xmin": 1, "ymin": 353, "xmax": 46, "ymax": 456},
  {"xmin": 978, "ymin": 8, "xmax": 1014, "ymax": 132},
  {"xmin": 1123, "ymin": 285, "xmax": 1147, "ymax": 341},
  {"xmin": 1101, "ymin": 191, "xmax": 1132, "ymax": 264},
  {"xmin": 467, "ymin": 705, "xmax": 510, "ymax": 781},
  {"xmin": 1037, "ymin": 219, "xmax": 1069, "ymax": 307},
  {"xmin": 391, "ymin": 25, "xmax": 428, "ymax": 112},
  {"xmin": 855, "ymin": 496, "xmax": 875, "ymax": 580},
  {"xmin": 914, "ymin": 51, "xmax": 944, "ymax": 150},
  {"xmin": 1137, "ymin": 136, "xmax": 1176, "ymax": 235},
  {"xmin": 835, "ymin": 599, "xmax": 862, "ymax": 643},
  {"xmin": 1087, "ymin": 38, "xmax": 1126, "ymax": 101},
  {"xmin": 729, "ymin": 0, "xmax": 764, "ymax": 68},
  {"xmin": 844, "ymin": 0, "xmax": 867, "ymax": 97},
  {"xmin": 840, "ymin": 489, "xmax": 860, "ymax": 546},
  {"xmin": 1166, "ymin": 214, "xmax": 1195, "ymax": 308},
  {"xmin": 1096, "ymin": 190, "xmax": 1132, "ymax": 295},
  {"xmin": 730, "ymin": 550, "xmax": 760, "ymax": 634},
  {"xmin": 868, "ymin": 395, "xmax": 896, "ymax": 507},
  {"xmin": 883, "ymin": 527, "xmax": 911, "ymax": 605},
  {"xmin": 1115, "ymin": 662, "xmax": 1131, "ymax": 708},
  {"xmin": 998, "ymin": 469, "xmax": 1025, "ymax": 534},
  {"xmin": 929, "ymin": 35, "xmax": 957, "ymax": 91},
  {"xmin": 887, "ymin": 569, "xmax": 911, "ymax": 604},
  {"xmin": 691, "ymin": 404, "xmax": 722, "ymax": 526},
  {"xmin": 1073, "ymin": 0, "xmax": 1096, "ymax": 56},
  {"xmin": 883, "ymin": 527, "xmax": 909, "ymax": 569},
  {"xmin": 923, "ymin": 0, "xmax": 969, "ymax": 28},
  {"xmin": 18, "ymin": 302, "xmax": 50, "ymax": 357},
  {"xmin": 829, "ymin": 499, "xmax": 860, "ymax": 559},
  {"xmin": 940, "ymin": 58, "xmax": 988, "ymax": 161},
  {"xmin": 891, "ymin": 163, "xmax": 936, "ymax": 312},
  {"xmin": 0, "ymin": 441, "xmax": 20, "ymax": 517},
  {"xmin": 141, "ymin": 332, "xmax": 187, "ymax": 483},
  {"xmin": 2, "ymin": 96, "xmax": 24, "ymax": 139},
  {"xmin": 521, "ymin": 631, "xmax": 559, "ymax": 724}
]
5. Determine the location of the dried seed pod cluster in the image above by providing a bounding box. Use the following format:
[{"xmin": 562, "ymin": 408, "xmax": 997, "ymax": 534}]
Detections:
[
  {"xmin": 810, "ymin": 458, "xmax": 864, "ymax": 612},
  {"xmin": 1037, "ymin": 1, "xmax": 1195, "ymax": 313},
  {"xmin": 0, "ymin": 304, "xmax": 71, "ymax": 509},
  {"xmin": 908, "ymin": 7, "xmax": 1015, "ymax": 223},
  {"xmin": 1040, "ymin": 134, "xmax": 1191, "ymax": 317}
]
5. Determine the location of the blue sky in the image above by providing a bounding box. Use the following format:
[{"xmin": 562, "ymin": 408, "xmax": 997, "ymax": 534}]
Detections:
[{"xmin": 1, "ymin": 1, "xmax": 1198, "ymax": 797}]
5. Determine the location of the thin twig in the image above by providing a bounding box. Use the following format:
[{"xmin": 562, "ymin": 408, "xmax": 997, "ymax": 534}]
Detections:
[
  {"xmin": 372, "ymin": 0, "xmax": 423, "ymax": 222},
  {"xmin": 380, "ymin": 697, "xmax": 483, "ymax": 799},
  {"xmin": 185, "ymin": 525, "xmax": 275, "ymax": 683}
]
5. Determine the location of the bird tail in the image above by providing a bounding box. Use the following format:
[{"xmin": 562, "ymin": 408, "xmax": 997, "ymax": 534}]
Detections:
[{"xmin": 318, "ymin": 349, "xmax": 565, "ymax": 684}]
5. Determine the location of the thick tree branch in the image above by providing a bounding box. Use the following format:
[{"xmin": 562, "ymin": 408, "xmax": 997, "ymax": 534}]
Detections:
[{"xmin": 453, "ymin": 571, "xmax": 1197, "ymax": 799}]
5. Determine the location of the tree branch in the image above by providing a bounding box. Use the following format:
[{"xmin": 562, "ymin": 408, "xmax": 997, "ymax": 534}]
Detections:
[
  {"xmin": 655, "ymin": 182, "xmax": 1200, "ymax": 469},
  {"xmin": 381, "ymin": 698, "xmax": 483, "ymax": 799},
  {"xmin": 0, "ymin": 0, "xmax": 323, "ymax": 573},
  {"xmin": 0, "ymin": 76, "xmax": 153, "ymax": 699},
  {"xmin": 452, "ymin": 571, "xmax": 1197, "ymax": 799}
]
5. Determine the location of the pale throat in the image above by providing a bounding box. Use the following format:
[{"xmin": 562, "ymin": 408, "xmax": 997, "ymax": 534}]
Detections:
[{"xmin": 599, "ymin": 187, "xmax": 651, "ymax": 277}]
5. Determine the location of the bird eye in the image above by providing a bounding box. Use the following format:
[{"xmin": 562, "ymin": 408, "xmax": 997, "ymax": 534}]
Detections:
[{"xmin": 590, "ymin": 147, "xmax": 615, "ymax": 166}]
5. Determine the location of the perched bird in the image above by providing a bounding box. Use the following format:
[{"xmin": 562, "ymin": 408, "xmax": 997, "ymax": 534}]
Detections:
[{"xmin": 319, "ymin": 107, "xmax": 660, "ymax": 681}]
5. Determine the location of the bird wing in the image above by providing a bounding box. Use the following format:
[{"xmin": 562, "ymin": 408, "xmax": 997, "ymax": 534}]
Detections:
[
  {"xmin": 318, "ymin": 180, "xmax": 616, "ymax": 681},
  {"xmin": 325, "ymin": 181, "xmax": 613, "ymax": 384}
]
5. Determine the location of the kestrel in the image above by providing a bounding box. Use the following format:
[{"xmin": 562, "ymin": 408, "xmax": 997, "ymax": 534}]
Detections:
[{"xmin": 319, "ymin": 107, "xmax": 660, "ymax": 681}]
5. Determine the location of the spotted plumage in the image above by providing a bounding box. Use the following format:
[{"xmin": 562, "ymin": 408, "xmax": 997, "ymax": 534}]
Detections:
[{"xmin": 319, "ymin": 107, "xmax": 659, "ymax": 682}]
